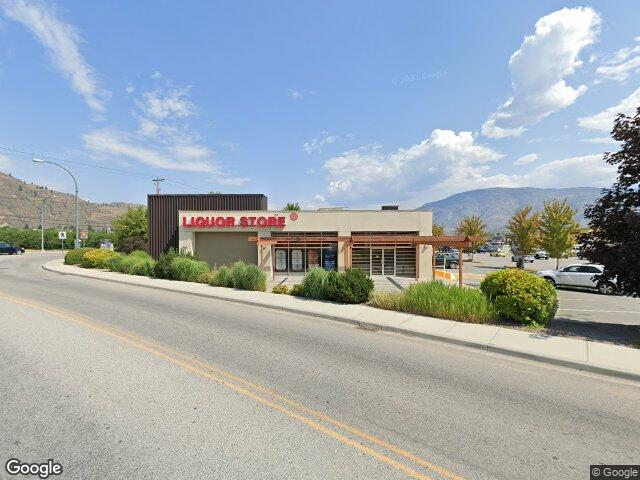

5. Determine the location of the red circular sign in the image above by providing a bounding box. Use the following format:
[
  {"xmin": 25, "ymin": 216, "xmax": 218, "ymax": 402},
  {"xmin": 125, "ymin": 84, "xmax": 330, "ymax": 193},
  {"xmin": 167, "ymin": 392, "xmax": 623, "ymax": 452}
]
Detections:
[{"xmin": 289, "ymin": 212, "xmax": 298, "ymax": 221}]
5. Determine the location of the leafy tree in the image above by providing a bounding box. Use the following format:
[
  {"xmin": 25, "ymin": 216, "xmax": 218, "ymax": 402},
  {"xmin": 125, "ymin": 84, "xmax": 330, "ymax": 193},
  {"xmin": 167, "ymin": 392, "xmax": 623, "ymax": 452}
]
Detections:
[
  {"xmin": 581, "ymin": 107, "xmax": 640, "ymax": 296},
  {"xmin": 283, "ymin": 202, "xmax": 301, "ymax": 211},
  {"xmin": 507, "ymin": 206, "xmax": 540, "ymax": 267},
  {"xmin": 540, "ymin": 199, "xmax": 580, "ymax": 269},
  {"xmin": 113, "ymin": 206, "xmax": 148, "ymax": 244},
  {"xmin": 432, "ymin": 223, "xmax": 445, "ymax": 236},
  {"xmin": 455, "ymin": 215, "xmax": 488, "ymax": 260}
]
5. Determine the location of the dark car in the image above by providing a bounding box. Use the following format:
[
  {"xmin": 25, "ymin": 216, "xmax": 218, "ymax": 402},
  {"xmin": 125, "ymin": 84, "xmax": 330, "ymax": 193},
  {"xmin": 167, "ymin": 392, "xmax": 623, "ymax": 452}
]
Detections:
[
  {"xmin": 0, "ymin": 242, "xmax": 25, "ymax": 254},
  {"xmin": 435, "ymin": 252, "xmax": 459, "ymax": 269}
]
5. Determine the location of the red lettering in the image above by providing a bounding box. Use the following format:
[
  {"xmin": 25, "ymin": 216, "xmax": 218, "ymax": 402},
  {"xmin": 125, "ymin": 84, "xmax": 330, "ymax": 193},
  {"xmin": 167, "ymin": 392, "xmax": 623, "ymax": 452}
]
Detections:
[
  {"xmin": 215, "ymin": 217, "xmax": 226, "ymax": 227},
  {"xmin": 267, "ymin": 217, "xmax": 276, "ymax": 226},
  {"xmin": 195, "ymin": 216, "xmax": 206, "ymax": 227},
  {"xmin": 257, "ymin": 216, "xmax": 267, "ymax": 227},
  {"xmin": 240, "ymin": 217, "xmax": 248, "ymax": 227},
  {"xmin": 226, "ymin": 216, "xmax": 236, "ymax": 226},
  {"xmin": 182, "ymin": 217, "xmax": 193, "ymax": 227},
  {"xmin": 277, "ymin": 216, "xmax": 286, "ymax": 227},
  {"xmin": 248, "ymin": 217, "xmax": 256, "ymax": 226}
]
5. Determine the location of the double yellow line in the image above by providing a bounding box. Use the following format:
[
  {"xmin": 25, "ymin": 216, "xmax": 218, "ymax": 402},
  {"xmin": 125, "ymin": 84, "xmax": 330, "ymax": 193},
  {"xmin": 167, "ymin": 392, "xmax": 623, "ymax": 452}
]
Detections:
[{"xmin": 1, "ymin": 293, "xmax": 463, "ymax": 480}]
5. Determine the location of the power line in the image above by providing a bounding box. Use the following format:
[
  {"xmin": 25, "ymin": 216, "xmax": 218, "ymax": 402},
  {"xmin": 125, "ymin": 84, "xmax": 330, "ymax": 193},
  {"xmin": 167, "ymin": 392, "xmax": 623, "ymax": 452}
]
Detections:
[{"xmin": 0, "ymin": 145, "xmax": 208, "ymax": 193}]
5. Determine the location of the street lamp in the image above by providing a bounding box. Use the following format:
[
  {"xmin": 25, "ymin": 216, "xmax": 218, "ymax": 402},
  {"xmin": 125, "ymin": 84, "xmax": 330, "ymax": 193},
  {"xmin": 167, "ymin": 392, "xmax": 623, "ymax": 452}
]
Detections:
[
  {"xmin": 40, "ymin": 193, "xmax": 55, "ymax": 252},
  {"xmin": 33, "ymin": 158, "xmax": 80, "ymax": 248}
]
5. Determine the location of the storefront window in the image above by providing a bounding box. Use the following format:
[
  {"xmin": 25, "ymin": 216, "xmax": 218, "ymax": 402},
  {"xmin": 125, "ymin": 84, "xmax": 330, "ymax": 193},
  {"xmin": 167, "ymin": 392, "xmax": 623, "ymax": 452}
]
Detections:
[
  {"xmin": 307, "ymin": 249, "xmax": 320, "ymax": 269},
  {"xmin": 290, "ymin": 249, "xmax": 304, "ymax": 271},
  {"xmin": 322, "ymin": 247, "xmax": 337, "ymax": 271},
  {"xmin": 275, "ymin": 249, "xmax": 287, "ymax": 272}
]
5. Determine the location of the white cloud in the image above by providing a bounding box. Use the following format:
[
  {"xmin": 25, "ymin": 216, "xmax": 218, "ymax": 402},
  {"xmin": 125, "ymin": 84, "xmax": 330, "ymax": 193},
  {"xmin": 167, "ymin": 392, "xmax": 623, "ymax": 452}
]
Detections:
[
  {"xmin": 577, "ymin": 87, "xmax": 640, "ymax": 131},
  {"xmin": 303, "ymin": 133, "xmax": 339, "ymax": 154},
  {"xmin": 0, "ymin": 0, "xmax": 107, "ymax": 113},
  {"xmin": 596, "ymin": 38, "xmax": 640, "ymax": 82},
  {"xmin": 482, "ymin": 7, "xmax": 600, "ymax": 138},
  {"xmin": 140, "ymin": 87, "xmax": 195, "ymax": 120},
  {"xmin": 324, "ymin": 129, "xmax": 505, "ymax": 202},
  {"xmin": 580, "ymin": 137, "xmax": 618, "ymax": 145},
  {"xmin": 216, "ymin": 176, "xmax": 250, "ymax": 187},
  {"xmin": 83, "ymin": 129, "xmax": 216, "ymax": 172},
  {"xmin": 301, "ymin": 194, "xmax": 329, "ymax": 210},
  {"xmin": 288, "ymin": 88, "xmax": 303, "ymax": 100},
  {"xmin": 514, "ymin": 153, "xmax": 538, "ymax": 166},
  {"xmin": 518, "ymin": 154, "xmax": 614, "ymax": 188}
]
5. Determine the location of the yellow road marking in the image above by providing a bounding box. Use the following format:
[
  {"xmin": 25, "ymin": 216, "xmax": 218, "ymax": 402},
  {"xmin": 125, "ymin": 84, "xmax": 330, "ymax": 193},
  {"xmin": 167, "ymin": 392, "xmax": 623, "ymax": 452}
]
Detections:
[{"xmin": 0, "ymin": 293, "xmax": 464, "ymax": 480}]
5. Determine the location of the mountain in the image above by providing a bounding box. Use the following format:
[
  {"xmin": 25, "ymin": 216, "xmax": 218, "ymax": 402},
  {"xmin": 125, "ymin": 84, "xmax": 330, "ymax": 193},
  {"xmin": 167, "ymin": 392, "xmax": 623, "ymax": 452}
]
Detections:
[
  {"xmin": 416, "ymin": 187, "xmax": 602, "ymax": 233},
  {"xmin": 0, "ymin": 171, "xmax": 141, "ymax": 230}
]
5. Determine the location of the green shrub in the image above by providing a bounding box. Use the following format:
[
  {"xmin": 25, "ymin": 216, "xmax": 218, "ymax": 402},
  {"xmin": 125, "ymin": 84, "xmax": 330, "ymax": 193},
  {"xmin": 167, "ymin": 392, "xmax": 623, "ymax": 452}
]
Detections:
[
  {"xmin": 290, "ymin": 284, "xmax": 304, "ymax": 297},
  {"xmin": 119, "ymin": 251, "xmax": 155, "ymax": 276},
  {"xmin": 230, "ymin": 262, "xmax": 266, "ymax": 291},
  {"xmin": 211, "ymin": 266, "xmax": 234, "ymax": 288},
  {"xmin": 480, "ymin": 269, "xmax": 558, "ymax": 327},
  {"xmin": 300, "ymin": 267, "xmax": 330, "ymax": 299},
  {"xmin": 197, "ymin": 271, "xmax": 214, "ymax": 284},
  {"xmin": 231, "ymin": 261, "xmax": 248, "ymax": 288},
  {"xmin": 370, "ymin": 281, "xmax": 497, "ymax": 323},
  {"xmin": 80, "ymin": 249, "xmax": 119, "ymax": 269},
  {"xmin": 104, "ymin": 254, "xmax": 124, "ymax": 272},
  {"xmin": 272, "ymin": 284, "xmax": 290, "ymax": 295},
  {"xmin": 168, "ymin": 256, "xmax": 210, "ymax": 282},
  {"xmin": 324, "ymin": 268, "xmax": 374, "ymax": 304},
  {"xmin": 154, "ymin": 249, "xmax": 178, "ymax": 279},
  {"xmin": 64, "ymin": 247, "xmax": 93, "ymax": 265}
]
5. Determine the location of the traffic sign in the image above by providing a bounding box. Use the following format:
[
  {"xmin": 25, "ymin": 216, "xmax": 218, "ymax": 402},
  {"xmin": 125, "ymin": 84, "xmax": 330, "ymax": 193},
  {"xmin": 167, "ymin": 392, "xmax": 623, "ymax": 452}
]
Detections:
[{"xmin": 58, "ymin": 231, "xmax": 67, "ymax": 240}]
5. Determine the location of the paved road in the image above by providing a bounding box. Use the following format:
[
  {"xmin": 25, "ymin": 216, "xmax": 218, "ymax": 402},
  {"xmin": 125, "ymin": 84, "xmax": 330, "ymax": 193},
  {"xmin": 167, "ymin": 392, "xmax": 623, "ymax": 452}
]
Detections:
[
  {"xmin": 457, "ymin": 254, "xmax": 640, "ymax": 345},
  {"xmin": 1, "ymin": 253, "xmax": 639, "ymax": 480}
]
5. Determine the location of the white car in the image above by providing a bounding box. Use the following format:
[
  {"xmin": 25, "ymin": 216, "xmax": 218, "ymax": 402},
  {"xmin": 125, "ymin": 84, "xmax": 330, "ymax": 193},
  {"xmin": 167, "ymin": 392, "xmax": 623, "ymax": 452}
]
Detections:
[
  {"xmin": 535, "ymin": 264, "xmax": 617, "ymax": 295},
  {"xmin": 512, "ymin": 254, "xmax": 534, "ymax": 263}
]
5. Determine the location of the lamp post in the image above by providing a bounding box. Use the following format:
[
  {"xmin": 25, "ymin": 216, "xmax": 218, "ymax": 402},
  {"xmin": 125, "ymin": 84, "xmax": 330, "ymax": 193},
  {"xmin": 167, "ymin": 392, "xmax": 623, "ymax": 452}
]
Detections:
[
  {"xmin": 40, "ymin": 193, "xmax": 55, "ymax": 252},
  {"xmin": 33, "ymin": 158, "xmax": 80, "ymax": 248}
]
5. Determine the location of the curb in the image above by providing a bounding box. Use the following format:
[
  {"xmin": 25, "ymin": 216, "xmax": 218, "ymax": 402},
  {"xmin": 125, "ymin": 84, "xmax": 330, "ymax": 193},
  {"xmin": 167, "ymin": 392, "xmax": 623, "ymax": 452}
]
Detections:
[{"xmin": 42, "ymin": 262, "xmax": 640, "ymax": 383}]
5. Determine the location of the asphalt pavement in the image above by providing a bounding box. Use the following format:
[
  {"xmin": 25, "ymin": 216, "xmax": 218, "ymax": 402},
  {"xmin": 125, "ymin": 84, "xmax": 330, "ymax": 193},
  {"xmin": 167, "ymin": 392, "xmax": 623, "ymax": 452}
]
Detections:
[
  {"xmin": 1, "ymin": 253, "xmax": 639, "ymax": 480},
  {"xmin": 459, "ymin": 254, "xmax": 640, "ymax": 345}
]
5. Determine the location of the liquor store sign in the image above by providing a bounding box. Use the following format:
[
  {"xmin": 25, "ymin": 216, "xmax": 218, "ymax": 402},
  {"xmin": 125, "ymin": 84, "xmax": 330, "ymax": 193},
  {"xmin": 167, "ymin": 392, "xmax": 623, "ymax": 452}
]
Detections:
[{"xmin": 182, "ymin": 215, "xmax": 286, "ymax": 228}]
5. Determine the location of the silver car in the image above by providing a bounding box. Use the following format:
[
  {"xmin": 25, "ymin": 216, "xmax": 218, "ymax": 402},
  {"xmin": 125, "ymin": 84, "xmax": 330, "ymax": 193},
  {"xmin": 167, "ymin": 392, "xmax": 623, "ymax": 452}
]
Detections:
[{"xmin": 535, "ymin": 264, "xmax": 617, "ymax": 295}]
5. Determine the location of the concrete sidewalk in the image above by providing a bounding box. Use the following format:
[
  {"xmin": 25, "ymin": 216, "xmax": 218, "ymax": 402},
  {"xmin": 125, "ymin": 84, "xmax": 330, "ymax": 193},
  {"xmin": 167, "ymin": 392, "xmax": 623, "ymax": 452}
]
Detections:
[{"xmin": 43, "ymin": 258, "xmax": 640, "ymax": 382}]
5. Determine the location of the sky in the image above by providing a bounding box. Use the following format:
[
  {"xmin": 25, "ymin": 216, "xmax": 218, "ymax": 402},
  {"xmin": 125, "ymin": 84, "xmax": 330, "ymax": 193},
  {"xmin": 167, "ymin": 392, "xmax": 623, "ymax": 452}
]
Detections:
[{"xmin": 0, "ymin": 0, "xmax": 639, "ymax": 210}]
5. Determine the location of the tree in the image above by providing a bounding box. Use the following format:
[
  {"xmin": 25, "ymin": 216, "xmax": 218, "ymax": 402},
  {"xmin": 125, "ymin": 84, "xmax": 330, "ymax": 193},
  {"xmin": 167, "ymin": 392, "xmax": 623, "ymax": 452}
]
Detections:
[
  {"xmin": 284, "ymin": 202, "xmax": 301, "ymax": 211},
  {"xmin": 581, "ymin": 107, "xmax": 640, "ymax": 296},
  {"xmin": 539, "ymin": 199, "xmax": 580, "ymax": 269},
  {"xmin": 455, "ymin": 215, "xmax": 488, "ymax": 260},
  {"xmin": 432, "ymin": 223, "xmax": 445, "ymax": 236},
  {"xmin": 113, "ymin": 206, "xmax": 148, "ymax": 244},
  {"xmin": 507, "ymin": 206, "xmax": 540, "ymax": 268}
]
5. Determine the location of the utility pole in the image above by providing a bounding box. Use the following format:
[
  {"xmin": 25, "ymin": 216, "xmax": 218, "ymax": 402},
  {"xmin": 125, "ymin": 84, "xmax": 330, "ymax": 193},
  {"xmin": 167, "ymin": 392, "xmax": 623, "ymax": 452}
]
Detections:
[{"xmin": 152, "ymin": 177, "xmax": 165, "ymax": 194}]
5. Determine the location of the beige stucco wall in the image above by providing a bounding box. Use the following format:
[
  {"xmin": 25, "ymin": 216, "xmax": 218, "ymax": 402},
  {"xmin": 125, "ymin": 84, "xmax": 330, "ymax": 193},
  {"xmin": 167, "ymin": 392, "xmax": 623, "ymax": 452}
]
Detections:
[{"xmin": 178, "ymin": 210, "xmax": 433, "ymax": 280}]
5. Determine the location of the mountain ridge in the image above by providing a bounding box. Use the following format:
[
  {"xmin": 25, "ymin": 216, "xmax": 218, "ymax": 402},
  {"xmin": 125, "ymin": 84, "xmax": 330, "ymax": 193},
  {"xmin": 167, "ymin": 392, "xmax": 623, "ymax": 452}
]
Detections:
[{"xmin": 416, "ymin": 186, "xmax": 602, "ymax": 232}]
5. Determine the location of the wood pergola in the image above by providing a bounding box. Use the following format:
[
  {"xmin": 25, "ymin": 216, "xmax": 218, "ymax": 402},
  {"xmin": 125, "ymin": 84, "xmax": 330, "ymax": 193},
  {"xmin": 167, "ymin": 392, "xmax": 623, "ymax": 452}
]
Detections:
[{"xmin": 248, "ymin": 234, "xmax": 483, "ymax": 287}]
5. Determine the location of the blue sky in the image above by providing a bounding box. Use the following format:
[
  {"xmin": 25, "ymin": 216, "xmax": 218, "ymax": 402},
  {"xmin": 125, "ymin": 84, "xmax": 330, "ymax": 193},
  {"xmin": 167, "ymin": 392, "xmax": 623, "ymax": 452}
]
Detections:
[{"xmin": 0, "ymin": 1, "xmax": 639, "ymax": 209}]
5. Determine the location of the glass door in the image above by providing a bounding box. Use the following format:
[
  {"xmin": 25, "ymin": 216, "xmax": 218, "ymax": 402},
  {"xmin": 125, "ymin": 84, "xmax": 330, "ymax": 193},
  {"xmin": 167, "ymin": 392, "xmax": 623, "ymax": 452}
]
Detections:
[
  {"xmin": 383, "ymin": 249, "xmax": 395, "ymax": 276},
  {"xmin": 371, "ymin": 249, "xmax": 383, "ymax": 275}
]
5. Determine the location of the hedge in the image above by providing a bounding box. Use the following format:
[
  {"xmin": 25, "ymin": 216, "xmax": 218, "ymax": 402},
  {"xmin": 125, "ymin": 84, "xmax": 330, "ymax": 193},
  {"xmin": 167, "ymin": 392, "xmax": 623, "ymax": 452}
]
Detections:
[
  {"xmin": 211, "ymin": 266, "xmax": 233, "ymax": 288},
  {"xmin": 80, "ymin": 249, "xmax": 119, "ymax": 269},
  {"xmin": 118, "ymin": 251, "xmax": 155, "ymax": 276},
  {"xmin": 299, "ymin": 268, "xmax": 330, "ymax": 299},
  {"xmin": 0, "ymin": 227, "xmax": 118, "ymax": 250},
  {"xmin": 168, "ymin": 256, "xmax": 210, "ymax": 282},
  {"xmin": 324, "ymin": 268, "xmax": 374, "ymax": 304},
  {"xmin": 480, "ymin": 269, "xmax": 558, "ymax": 328},
  {"xmin": 64, "ymin": 247, "xmax": 93, "ymax": 265}
]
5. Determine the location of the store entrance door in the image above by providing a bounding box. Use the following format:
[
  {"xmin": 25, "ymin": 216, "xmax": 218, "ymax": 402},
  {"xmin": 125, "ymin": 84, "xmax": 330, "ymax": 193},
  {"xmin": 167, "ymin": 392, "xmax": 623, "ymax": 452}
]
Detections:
[{"xmin": 371, "ymin": 248, "xmax": 395, "ymax": 276}]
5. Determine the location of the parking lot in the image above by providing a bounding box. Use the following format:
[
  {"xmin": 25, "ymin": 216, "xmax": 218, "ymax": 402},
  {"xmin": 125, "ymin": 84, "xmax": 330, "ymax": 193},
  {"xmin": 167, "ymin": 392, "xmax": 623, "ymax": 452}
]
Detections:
[{"xmin": 457, "ymin": 253, "xmax": 640, "ymax": 346}]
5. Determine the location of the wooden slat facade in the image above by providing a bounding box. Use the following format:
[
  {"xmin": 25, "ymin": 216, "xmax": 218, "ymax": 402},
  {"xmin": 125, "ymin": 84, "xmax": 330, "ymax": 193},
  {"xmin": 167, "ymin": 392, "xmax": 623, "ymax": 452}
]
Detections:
[{"xmin": 147, "ymin": 194, "xmax": 268, "ymax": 259}]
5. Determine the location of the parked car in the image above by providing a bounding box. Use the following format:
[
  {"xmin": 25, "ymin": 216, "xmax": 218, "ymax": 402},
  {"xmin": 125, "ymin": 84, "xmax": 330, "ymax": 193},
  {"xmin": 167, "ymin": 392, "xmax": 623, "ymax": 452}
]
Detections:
[
  {"xmin": 534, "ymin": 250, "xmax": 549, "ymax": 260},
  {"xmin": 0, "ymin": 242, "xmax": 25, "ymax": 254},
  {"xmin": 535, "ymin": 264, "xmax": 617, "ymax": 295},
  {"xmin": 435, "ymin": 252, "xmax": 459, "ymax": 269},
  {"xmin": 511, "ymin": 254, "xmax": 534, "ymax": 263},
  {"xmin": 490, "ymin": 249, "xmax": 506, "ymax": 257}
]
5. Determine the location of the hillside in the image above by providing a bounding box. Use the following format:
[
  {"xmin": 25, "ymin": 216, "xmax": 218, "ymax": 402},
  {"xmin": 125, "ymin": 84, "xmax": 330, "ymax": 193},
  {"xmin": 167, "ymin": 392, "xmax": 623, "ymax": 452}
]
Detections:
[
  {"xmin": 416, "ymin": 187, "xmax": 602, "ymax": 232},
  {"xmin": 0, "ymin": 171, "xmax": 141, "ymax": 230}
]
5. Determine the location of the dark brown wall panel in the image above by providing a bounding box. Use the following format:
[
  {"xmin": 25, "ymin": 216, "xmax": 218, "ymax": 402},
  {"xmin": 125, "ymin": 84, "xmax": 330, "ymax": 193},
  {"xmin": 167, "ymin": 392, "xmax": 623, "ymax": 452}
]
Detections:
[{"xmin": 147, "ymin": 194, "xmax": 268, "ymax": 258}]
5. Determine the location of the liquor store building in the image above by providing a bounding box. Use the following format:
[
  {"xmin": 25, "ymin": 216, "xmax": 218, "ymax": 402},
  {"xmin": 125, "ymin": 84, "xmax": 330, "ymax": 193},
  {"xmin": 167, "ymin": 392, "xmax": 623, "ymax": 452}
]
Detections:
[{"xmin": 178, "ymin": 209, "xmax": 436, "ymax": 280}]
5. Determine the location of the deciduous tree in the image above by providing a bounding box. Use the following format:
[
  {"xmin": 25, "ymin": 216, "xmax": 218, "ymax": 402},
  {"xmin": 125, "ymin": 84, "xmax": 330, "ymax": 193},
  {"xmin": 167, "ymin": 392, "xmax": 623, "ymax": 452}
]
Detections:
[
  {"xmin": 283, "ymin": 202, "xmax": 301, "ymax": 211},
  {"xmin": 507, "ymin": 206, "xmax": 540, "ymax": 267},
  {"xmin": 113, "ymin": 206, "xmax": 147, "ymax": 245},
  {"xmin": 432, "ymin": 223, "xmax": 445, "ymax": 236},
  {"xmin": 455, "ymin": 215, "xmax": 487, "ymax": 260},
  {"xmin": 582, "ymin": 107, "xmax": 640, "ymax": 296},
  {"xmin": 540, "ymin": 199, "xmax": 580, "ymax": 269}
]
